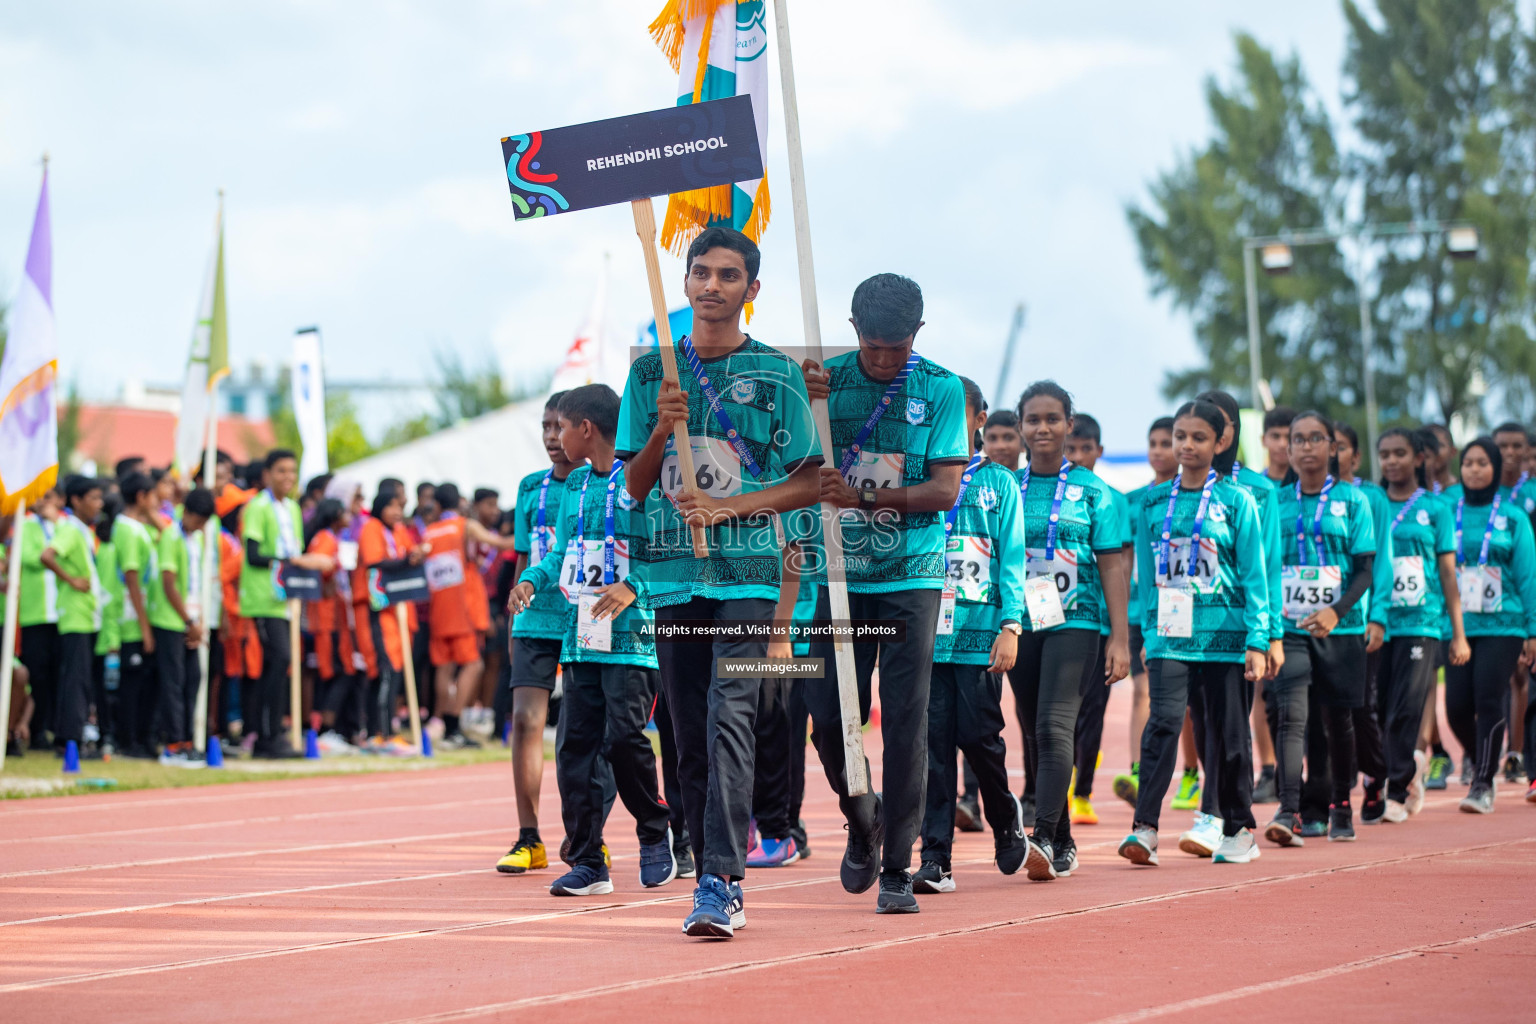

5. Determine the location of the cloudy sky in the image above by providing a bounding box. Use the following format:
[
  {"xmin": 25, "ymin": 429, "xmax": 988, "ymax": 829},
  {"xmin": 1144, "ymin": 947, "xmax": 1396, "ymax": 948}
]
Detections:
[{"xmin": 0, "ymin": 0, "xmax": 1349, "ymax": 451}]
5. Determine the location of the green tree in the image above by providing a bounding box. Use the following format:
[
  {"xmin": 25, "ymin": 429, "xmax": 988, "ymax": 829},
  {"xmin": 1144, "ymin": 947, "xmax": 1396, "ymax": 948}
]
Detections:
[
  {"xmin": 429, "ymin": 348, "xmax": 546, "ymax": 427},
  {"xmin": 378, "ymin": 412, "xmax": 435, "ymax": 449},
  {"xmin": 57, "ymin": 381, "xmax": 82, "ymax": 474},
  {"xmin": 270, "ymin": 370, "xmax": 376, "ymax": 471},
  {"xmin": 1127, "ymin": 34, "xmax": 1367, "ymax": 423},
  {"xmin": 1344, "ymin": 0, "xmax": 1533, "ymax": 427}
]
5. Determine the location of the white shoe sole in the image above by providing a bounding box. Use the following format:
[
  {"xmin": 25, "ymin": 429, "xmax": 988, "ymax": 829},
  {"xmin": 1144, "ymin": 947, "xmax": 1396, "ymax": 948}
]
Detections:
[
  {"xmin": 913, "ymin": 876, "xmax": 956, "ymax": 894},
  {"xmin": 1212, "ymin": 850, "xmax": 1257, "ymax": 863},
  {"xmin": 1177, "ymin": 834, "xmax": 1218, "ymax": 858},
  {"xmin": 1117, "ymin": 836, "xmax": 1159, "ymax": 866},
  {"xmin": 551, "ymin": 880, "xmax": 614, "ymax": 896},
  {"xmin": 1024, "ymin": 841, "xmax": 1057, "ymax": 881}
]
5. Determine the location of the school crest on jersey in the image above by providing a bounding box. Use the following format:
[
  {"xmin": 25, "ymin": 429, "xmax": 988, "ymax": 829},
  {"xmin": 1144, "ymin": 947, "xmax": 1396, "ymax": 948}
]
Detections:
[
  {"xmin": 617, "ymin": 487, "xmax": 638, "ymax": 511},
  {"xmin": 975, "ymin": 484, "xmax": 999, "ymax": 512},
  {"xmin": 1330, "ymin": 501, "xmax": 1347, "ymax": 517},
  {"xmin": 905, "ymin": 398, "xmax": 926, "ymax": 425},
  {"xmin": 1065, "ymin": 484, "xmax": 1085, "ymax": 502},
  {"xmin": 1496, "ymin": 515, "xmax": 1509, "ymax": 531},
  {"xmin": 1208, "ymin": 502, "xmax": 1226, "ymax": 523},
  {"xmin": 730, "ymin": 378, "xmax": 756, "ymax": 404},
  {"xmin": 1416, "ymin": 509, "xmax": 1431, "ymax": 526}
]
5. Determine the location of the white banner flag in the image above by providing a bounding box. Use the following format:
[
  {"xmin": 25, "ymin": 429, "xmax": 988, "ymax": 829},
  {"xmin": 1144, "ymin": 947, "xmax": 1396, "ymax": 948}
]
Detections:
[{"xmin": 292, "ymin": 328, "xmax": 328, "ymax": 482}]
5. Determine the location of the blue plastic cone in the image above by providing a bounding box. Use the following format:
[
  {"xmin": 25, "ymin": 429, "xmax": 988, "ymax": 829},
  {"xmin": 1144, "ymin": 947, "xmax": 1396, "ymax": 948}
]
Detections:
[
  {"xmin": 502, "ymin": 718, "xmax": 511, "ymax": 744},
  {"xmin": 304, "ymin": 728, "xmax": 321, "ymax": 759},
  {"xmin": 421, "ymin": 729, "xmax": 433, "ymax": 758},
  {"xmin": 205, "ymin": 739, "xmax": 225, "ymax": 768},
  {"xmin": 62, "ymin": 740, "xmax": 80, "ymax": 774}
]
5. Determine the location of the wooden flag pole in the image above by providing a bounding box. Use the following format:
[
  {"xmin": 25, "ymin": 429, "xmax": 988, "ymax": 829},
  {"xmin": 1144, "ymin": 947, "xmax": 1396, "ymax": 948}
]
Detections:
[
  {"xmin": 287, "ymin": 598, "xmax": 302, "ymax": 750},
  {"xmin": 771, "ymin": 0, "xmax": 868, "ymax": 797},
  {"xmin": 192, "ymin": 374, "xmax": 221, "ymax": 756},
  {"xmin": 0, "ymin": 519, "xmax": 22, "ymax": 773},
  {"xmin": 632, "ymin": 197, "xmax": 709, "ymax": 559},
  {"xmin": 396, "ymin": 603, "xmax": 424, "ymax": 753}
]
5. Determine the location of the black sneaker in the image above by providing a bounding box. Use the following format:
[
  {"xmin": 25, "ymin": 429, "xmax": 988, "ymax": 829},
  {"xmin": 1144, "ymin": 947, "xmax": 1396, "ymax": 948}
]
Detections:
[
  {"xmin": 673, "ymin": 830, "xmax": 696, "ymax": 879},
  {"xmin": 1051, "ymin": 839, "xmax": 1079, "ymax": 878},
  {"xmin": 875, "ymin": 869, "xmax": 919, "ymax": 914},
  {"xmin": 1251, "ymin": 764, "xmax": 1278, "ymax": 804},
  {"xmin": 994, "ymin": 793, "xmax": 1027, "ymax": 875},
  {"xmin": 840, "ymin": 797, "xmax": 884, "ymax": 895},
  {"xmin": 1327, "ymin": 804, "xmax": 1355, "ymax": 842},
  {"xmin": 1504, "ymin": 752, "xmax": 1525, "ymax": 784},
  {"xmin": 1459, "ymin": 783, "xmax": 1495, "ymax": 814},
  {"xmin": 1460, "ymin": 756, "xmax": 1474, "ymax": 785},
  {"xmin": 1361, "ymin": 779, "xmax": 1385, "ymax": 824},
  {"xmin": 790, "ymin": 819, "xmax": 811, "ymax": 861},
  {"xmin": 912, "ymin": 861, "xmax": 954, "ymax": 894},
  {"xmin": 1024, "ymin": 834, "xmax": 1057, "ymax": 881},
  {"xmin": 955, "ymin": 795, "xmax": 984, "ymax": 833},
  {"xmin": 1264, "ymin": 812, "xmax": 1305, "ymax": 848}
]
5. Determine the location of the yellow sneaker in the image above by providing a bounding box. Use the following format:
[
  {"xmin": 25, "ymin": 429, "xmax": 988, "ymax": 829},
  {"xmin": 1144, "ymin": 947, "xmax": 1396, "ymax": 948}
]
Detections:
[
  {"xmin": 496, "ymin": 838, "xmax": 548, "ymax": 874},
  {"xmin": 559, "ymin": 836, "xmax": 612, "ymax": 869},
  {"xmin": 1070, "ymin": 796, "xmax": 1099, "ymax": 825}
]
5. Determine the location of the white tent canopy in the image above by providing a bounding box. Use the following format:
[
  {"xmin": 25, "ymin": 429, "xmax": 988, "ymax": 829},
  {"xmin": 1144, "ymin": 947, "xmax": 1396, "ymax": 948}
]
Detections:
[{"xmin": 336, "ymin": 397, "xmax": 550, "ymax": 503}]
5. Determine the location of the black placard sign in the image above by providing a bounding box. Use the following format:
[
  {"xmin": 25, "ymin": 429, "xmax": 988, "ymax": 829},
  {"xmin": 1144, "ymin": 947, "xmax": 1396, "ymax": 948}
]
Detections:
[
  {"xmin": 368, "ymin": 564, "xmax": 431, "ymax": 609},
  {"xmin": 276, "ymin": 564, "xmax": 323, "ymax": 603},
  {"xmin": 500, "ymin": 95, "xmax": 763, "ymax": 221}
]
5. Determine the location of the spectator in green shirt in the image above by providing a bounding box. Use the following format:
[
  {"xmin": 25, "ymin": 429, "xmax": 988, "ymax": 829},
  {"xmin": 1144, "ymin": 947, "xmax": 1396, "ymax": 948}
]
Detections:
[
  {"xmin": 40, "ymin": 477, "xmax": 104, "ymax": 754},
  {"xmin": 113, "ymin": 472, "xmax": 162, "ymax": 758},
  {"xmin": 152, "ymin": 488, "xmax": 217, "ymax": 762}
]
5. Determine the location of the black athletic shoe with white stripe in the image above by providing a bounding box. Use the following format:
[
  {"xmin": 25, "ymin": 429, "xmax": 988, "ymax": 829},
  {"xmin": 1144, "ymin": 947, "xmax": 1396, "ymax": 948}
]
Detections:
[
  {"xmin": 912, "ymin": 861, "xmax": 955, "ymax": 893},
  {"xmin": 875, "ymin": 870, "xmax": 919, "ymax": 914}
]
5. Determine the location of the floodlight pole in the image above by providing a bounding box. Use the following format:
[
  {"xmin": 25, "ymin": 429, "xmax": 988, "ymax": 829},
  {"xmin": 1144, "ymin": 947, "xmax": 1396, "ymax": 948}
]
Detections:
[{"xmin": 1242, "ymin": 245, "xmax": 1265, "ymax": 413}]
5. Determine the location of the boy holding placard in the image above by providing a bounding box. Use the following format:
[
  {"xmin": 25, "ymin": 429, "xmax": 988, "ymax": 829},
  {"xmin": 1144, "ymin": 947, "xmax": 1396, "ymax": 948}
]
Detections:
[{"xmin": 508, "ymin": 384, "xmax": 675, "ymax": 898}]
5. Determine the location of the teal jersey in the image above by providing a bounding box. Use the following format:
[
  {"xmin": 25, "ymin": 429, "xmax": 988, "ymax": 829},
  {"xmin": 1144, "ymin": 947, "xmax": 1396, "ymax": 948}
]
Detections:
[
  {"xmin": 1098, "ymin": 484, "xmax": 1131, "ymax": 637},
  {"xmin": 1450, "ymin": 496, "xmax": 1536, "ymax": 638},
  {"xmin": 801, "ymin": 351, "xmax": 968, "ymax": 595},
  {"xmin": 1134, "ymin": 477, "xmax": 1270, "ymax": 663},
  {"xmin": 1124, "ymin": 484, "xmax": 1148, "ymax": 629},
  {"xmin": 1231, "ymin": 464, "xmax": 1283, "ymax": 641},
  {"xmin": 1370, "ymin": 491, "xmax": 1455, "ymax": 640},
  {"xmin": 934, "ymin": 460, "xmax": 1026, "ymax": 664},
  {"xmin": 789, "ymin": 570, "xmax": 819, "ymax": 658},
  {"xmin": 510, "ymin": 467, "xmax": 574, "ymax": 641},
  {"xmin": 1499, "ymin": 477, "xmax": 1536, "ymax": 519},
  {"xmin": 1275, "ymin": 479, "xmax": 1379, "ymax": 636},
  {"xmin": 518, "ymin": 462, "xmax": 658, "ymax": 668},
  {"xmin": 1016, "ymin": 462, "xmax": 1123, "ymax": 633},
  {"xmin": 615, "ymin": 337, "xmax": 822, "ymax": 606},
  {"xmin": 1355, "ymin": 479, "xmax": 1392, "ymax": 621}
]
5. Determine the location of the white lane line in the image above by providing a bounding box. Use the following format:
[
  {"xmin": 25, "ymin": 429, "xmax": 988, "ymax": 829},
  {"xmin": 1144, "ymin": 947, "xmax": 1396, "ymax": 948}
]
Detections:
[
  {"xmin": 373, "ymin": 835, "xmax": 1536, "ymax": 1021},
  {"xmin": 1084, "ymin": 919, "xmax": 1536, "ymax": 1024},
  {"xmin": 3, "ymin": 834, "xmax": 1527, "ymax": 998},
  {"xmin": 0, "ymin": 793, "xmax": 516, "ymax": 846},
  {"xmin": 0, "ymin": 764, "xmax": 504, "ymax": 818}
]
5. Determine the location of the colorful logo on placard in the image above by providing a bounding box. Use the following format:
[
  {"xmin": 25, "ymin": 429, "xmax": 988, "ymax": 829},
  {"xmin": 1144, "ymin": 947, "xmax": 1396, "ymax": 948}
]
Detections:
[{"xmin": 506, "ymin": 132, "xmax": 570, "ymax": 219}]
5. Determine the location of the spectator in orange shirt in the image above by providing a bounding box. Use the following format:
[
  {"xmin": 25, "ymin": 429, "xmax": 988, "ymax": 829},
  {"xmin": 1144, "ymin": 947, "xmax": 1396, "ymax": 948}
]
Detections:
[
  {"xmin": 306, "ymin": 499, "xmax": 361, "ymax": 749},
  {"xmin": 359, "ymin": 483, "xmax": 425, "ymax": 746}
]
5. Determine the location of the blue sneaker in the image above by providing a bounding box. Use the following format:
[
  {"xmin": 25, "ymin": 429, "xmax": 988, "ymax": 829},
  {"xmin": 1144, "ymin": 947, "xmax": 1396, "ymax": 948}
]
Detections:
[
  {"xmin": 746, "ymin": 835, "xmax": 800, "ymax": 868},
  {"xmin": 549, "ymin": 863, "xmax": 612, "ymax": 897},
  {"xmin": 683, "ymin": 874, "xmax": 744, "ymax": 938},
  {"xmin": 639, "ymin": 827, "xmax": 679, "ymax": 888}
]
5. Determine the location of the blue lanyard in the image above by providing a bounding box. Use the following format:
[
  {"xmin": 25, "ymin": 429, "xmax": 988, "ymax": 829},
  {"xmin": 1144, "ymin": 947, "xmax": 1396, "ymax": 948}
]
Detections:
[
  {"xmin": 1454, "ymin": 493, "xmax": 1503, "ymax": 568},
  {"xmin": 837, "ymin": 353, "xmax": 922, "ymax": 478},
  {"xmin": 1294, "ymin": 476, "xmax": 1336, "ymax": 566},
  {"xmin": 943, "ymin": 453, "xmax": 987, "ymax": 537},
  {"xmin": 1158, "ymin": 469, "xmax": 1218, "ymax": 583},
  {"xmin": 1389, "ymin": 488, "xmax": 1426, "ymax": 535},
  {"xmin": 1231, "ymin": 460, "xmax": 1242, "ymax": 483},
  {"xmin": 679, "ymin": 336, "xmax": 766, "ymax": 481},
  {"xmin": 263, "ymin": 489, "xmax": 297, "ymax": 558},
  {"xmin": 602, "ymin": 461, "xmax": 621, "ymax": 586},
  {"xmin": 574, "ymin": 463, "xmax": 621, "ymax": 588},
  {"xmin": 1020, "ymin": 458, "xmax": 1075, "ymax": 561},
  {"xmin": 535, "ymin": 469, "xmax": 554, "ymax": 561}
]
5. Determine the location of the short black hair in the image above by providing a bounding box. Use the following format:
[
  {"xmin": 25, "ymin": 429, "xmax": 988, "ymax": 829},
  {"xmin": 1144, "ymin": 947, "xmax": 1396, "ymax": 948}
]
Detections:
[
  {"xmin": 380, "ymin": 477, "xmax": 404, "ymax": 501},
  {"xmin": 1263, "ymin": 406, "xmax": 1297, "ymax": 433},
  {"xmin": 120, "ymin": 471, "xmax": 154, "ymax": 504},
  {"xmin": 304, "ymin": 474, "xmax": 333, "ymax": 498},
  {"xmin": 115, "ymin": 456, "xmax": 145, "ymax": 479},
  {"xmin": 1334, "ymin": 421, "xmax": 1361, "ymax": 451},
  {"xmin": 545, "ymin": 389, "xmax": 568, "ymax": 412},
  {"xmin": 850, "ymin": 273, "xmax": 924, "ymax": 342},
  {"xmin": 416, "ymin": 481, "xmax": 435, "ymax": 497},
  {"xmin": 557, "ymin": 384, "xmax": 621, "ymax": 441},
  {"xmin": 372, "ymin": 485, "xmax": 402, "ymax": 520},
  {"xmin": 265, "ymin": 448, "xmax": 298, "ymax": 469},
  {"xmin": 686, "ymin": 226, "xmax": 760, "ymax": 284},
  {"xmin": 958, "ymin": 376, "xmax": 987, "ymax": 415},
  {"xmin": 65, "ymin": 475, "xmax": 103, "ymax": 504},
  {"xmin": 1150, "ymin": 416, "xmax": 1175, "ymax": 434},
  {"xmin": 473, "ymin": 488, "xmax": 499, "ymax": 504},
  {"xmin": 1069, "ymin": 413, "xmax": 1102, "ymax": 445},
  {"xmin": 984, "ymin": 410, "xmax": 1019, "ymax": 431},
  {"xmin": 1017, "ymin": 379, "xmax": 1073, "ymax": 420},
  {"xmin": 184, "ymin": 487, "xmax": 216, "ymax": 519},
  {"xmin": 435, "ymin": 483, "xmax": 461, "ymax": 511},
  {"xmin": 97, "ymin": 493, "xmax": 123, "ymax": 542},
  {"xmin": 1492, "ymin": 420, "xmax": 1528, "ymax": 439}
]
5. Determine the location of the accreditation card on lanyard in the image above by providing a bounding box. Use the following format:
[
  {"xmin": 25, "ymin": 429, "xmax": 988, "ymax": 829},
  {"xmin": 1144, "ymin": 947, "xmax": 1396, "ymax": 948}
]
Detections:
[
  {"xmin": 1455, "ymin": 494, "xmax": 1504, "ymax": 614},
  {"xmin": 266, "ymin": 490, "xmax": 300, "ymax": 601},
  {"xmin": 1388, "ymin": 488, "xmax": 1429, "ymax": 608},
  {"xmin": 576, "ymin": 462, "xmax": 625, "ymax": 653},
  {"xmin": 679, "ymin": 338, "xmax": 785, "ymax": 545},
  {"xmin": 1281, "ymin": 477, "xmax": 1343, "ymax": 621},
  {"xmin": 1020, "ymin": 459, "xmax": 1074, "ymax": 630},
  {"xmin": 837, "ymin": 352, "xmax": 922, "ymax": 519},
  {"xmin": 1155, "ymin": 469, "xmax": 1217, "ymax": 638},
  {"xmin": 534, "ymin": 469, "xmax": 555, "ymax": 562},
  {"xmin": 937, "ymin": 452, "xmax": 986, "ymax": 635}
]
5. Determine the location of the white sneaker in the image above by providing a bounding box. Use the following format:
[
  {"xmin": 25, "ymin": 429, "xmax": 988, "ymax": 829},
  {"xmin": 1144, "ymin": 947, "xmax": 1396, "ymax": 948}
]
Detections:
[
  {"xmin": 317, "ymin": 731, "xmax": 358, "ymax": 755},
  {"xmin": 1211, "ymin": 828, "xmax": 1260, "ymax": 863},
  {"xmin": 1382, "ymin": 799, "xmax": 1409, "ymax": 823},
  {"xmin": 1177, "ymin": 813, "xmax": 1223, "ymax": 857},
  {"xmin": 1406, "ymin": 749, "xmax": 1427, "ymax": 815}
]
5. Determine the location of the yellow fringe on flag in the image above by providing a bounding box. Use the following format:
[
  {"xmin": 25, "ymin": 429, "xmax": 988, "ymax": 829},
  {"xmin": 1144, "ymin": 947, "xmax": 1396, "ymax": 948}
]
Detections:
[{"xmin": 648, "ymin": 0, "xmax": 734, "ymax": 72}]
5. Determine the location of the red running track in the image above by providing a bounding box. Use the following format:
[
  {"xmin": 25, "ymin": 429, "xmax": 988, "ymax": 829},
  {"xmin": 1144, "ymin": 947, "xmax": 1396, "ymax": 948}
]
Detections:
[{"xmin": 0, "ymin": 687, "xmax": 1531, "ymax": 1023}]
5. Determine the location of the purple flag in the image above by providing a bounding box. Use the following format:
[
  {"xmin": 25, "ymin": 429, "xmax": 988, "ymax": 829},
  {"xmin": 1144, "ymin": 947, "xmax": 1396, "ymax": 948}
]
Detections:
[{"xmin": 0, "ymin": 168, "xmax": 59, "ymax": 514}]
